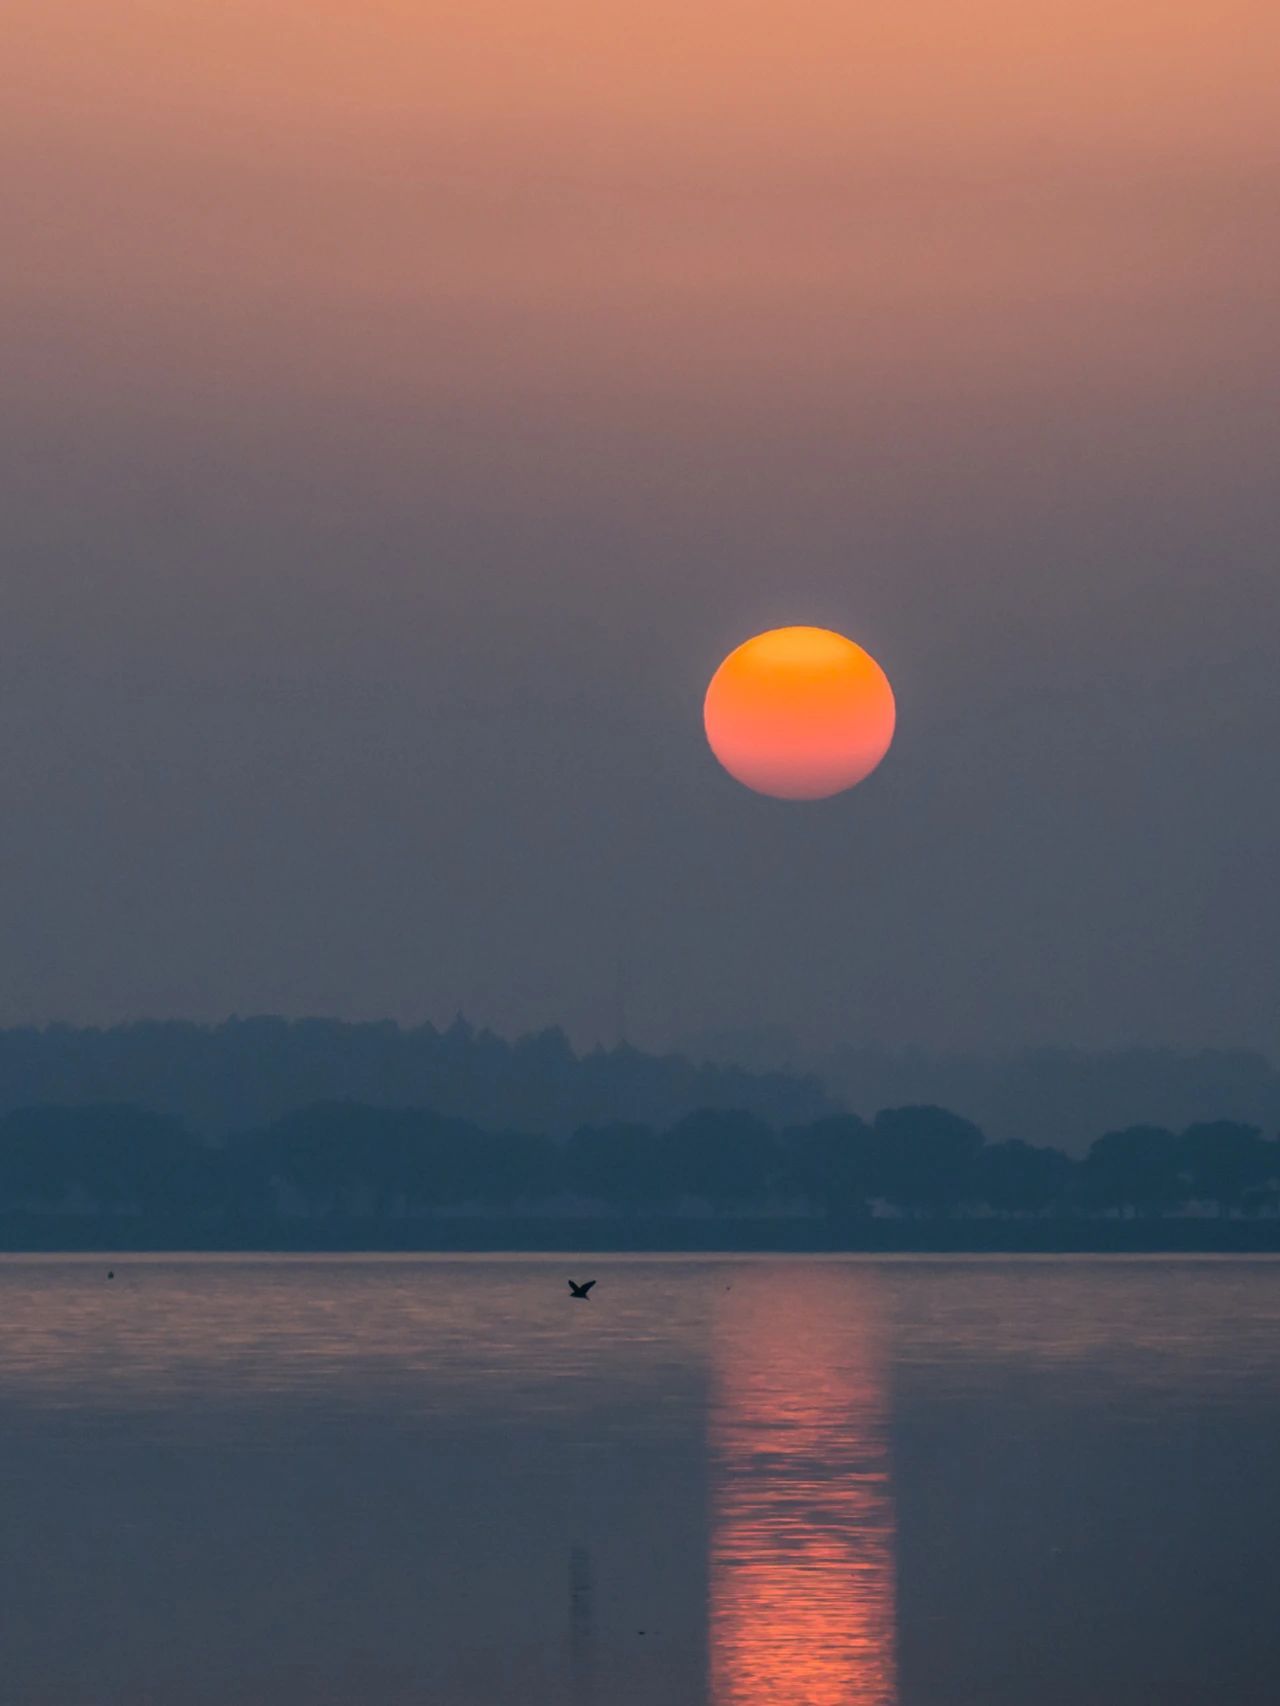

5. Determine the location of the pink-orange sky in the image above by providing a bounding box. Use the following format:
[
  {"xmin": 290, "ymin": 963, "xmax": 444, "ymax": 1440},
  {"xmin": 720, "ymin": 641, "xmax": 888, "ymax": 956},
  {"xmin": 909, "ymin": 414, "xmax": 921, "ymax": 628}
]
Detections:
[
  {"xmin": 8, "ymin": 3, "xmax": 1278, "ymax": 419},
  {"xmin": 2, "ymin": 1, "xmax": 1278, "ymax": 1054}
]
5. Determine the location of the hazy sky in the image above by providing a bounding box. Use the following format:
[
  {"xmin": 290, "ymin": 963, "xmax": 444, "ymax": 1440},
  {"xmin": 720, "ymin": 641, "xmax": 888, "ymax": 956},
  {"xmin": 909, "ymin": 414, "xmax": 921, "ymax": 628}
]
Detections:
[{"xmin": 3, "ymin": 1, "xmax": 1278, "ymax": 1054}]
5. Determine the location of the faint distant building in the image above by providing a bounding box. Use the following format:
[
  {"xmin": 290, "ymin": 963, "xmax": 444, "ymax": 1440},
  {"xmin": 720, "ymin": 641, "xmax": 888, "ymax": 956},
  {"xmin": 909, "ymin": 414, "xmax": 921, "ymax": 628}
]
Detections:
[{"xmin": 569, "ymin": 1543, "xmax": 596, "ymax": 1706}]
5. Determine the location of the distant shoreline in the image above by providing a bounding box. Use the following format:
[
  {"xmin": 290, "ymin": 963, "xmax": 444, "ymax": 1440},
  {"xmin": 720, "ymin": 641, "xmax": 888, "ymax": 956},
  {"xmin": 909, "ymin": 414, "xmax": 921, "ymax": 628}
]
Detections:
[{"xmin": 3, "ymin": 1216, "xmax": 1278, "ymax": 1255}]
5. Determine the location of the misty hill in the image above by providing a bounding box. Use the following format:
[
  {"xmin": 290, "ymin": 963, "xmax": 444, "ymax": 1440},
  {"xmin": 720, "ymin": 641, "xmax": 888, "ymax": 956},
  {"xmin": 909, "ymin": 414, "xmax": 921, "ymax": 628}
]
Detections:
[
  {"xmin": 680, "ymin": 1031, "xmax": 1280, "ymax": 1155},
  {"xmin": 0, "ymin": 1018, "xmax": 835, "ymax": 1138}
]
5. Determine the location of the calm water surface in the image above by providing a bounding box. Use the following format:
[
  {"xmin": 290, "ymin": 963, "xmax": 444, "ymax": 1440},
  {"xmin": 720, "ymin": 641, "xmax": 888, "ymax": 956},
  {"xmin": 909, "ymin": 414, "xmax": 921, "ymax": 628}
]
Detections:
[{"xmin": 0, "ymin": 1255, "xmax": 1277, "ymax": 1705}]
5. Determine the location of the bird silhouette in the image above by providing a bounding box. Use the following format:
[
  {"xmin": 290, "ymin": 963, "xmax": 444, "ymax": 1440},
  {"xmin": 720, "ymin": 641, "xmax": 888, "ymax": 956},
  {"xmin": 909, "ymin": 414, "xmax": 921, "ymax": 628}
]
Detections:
[{"xmin": 568, "ymin": 1279, "xmax": 596, "ymax": 1299}]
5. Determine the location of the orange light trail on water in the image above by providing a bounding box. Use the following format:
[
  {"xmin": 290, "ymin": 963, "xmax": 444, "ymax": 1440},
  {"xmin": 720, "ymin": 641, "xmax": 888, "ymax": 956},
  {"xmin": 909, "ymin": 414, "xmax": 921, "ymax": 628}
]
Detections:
[{"xmin": 709, "ymin": 1269, "xmax": 897, "ymax": 1706}]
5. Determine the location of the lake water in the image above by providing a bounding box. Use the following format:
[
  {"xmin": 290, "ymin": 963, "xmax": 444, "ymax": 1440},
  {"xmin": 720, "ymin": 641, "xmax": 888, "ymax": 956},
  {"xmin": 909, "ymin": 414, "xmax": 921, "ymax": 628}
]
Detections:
[{"xmin": 1, "ymin": 1255, "xmax": 1277, "ymax": 1705}]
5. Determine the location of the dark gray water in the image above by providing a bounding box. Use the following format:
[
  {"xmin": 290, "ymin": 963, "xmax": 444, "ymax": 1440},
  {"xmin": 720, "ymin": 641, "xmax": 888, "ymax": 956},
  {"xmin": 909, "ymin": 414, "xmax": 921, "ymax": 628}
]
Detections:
[{"xmin": 1, "ymin": 1255, "xmax": 1277, "ymax": 1705}]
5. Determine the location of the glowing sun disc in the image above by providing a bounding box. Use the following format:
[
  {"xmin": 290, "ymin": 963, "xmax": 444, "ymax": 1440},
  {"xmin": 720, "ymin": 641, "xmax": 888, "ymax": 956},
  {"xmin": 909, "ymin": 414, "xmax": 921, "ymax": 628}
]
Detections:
[{"xmin": 703, "ymin": 626, "xmax": 896, "ymax": 800}]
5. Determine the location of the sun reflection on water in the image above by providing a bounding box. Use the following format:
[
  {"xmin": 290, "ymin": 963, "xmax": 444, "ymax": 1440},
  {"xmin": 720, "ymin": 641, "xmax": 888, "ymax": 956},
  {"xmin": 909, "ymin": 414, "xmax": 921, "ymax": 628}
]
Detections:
[{"xmin": 709, "ymin": 1267, "xmax": 897, "ymax": 1706}]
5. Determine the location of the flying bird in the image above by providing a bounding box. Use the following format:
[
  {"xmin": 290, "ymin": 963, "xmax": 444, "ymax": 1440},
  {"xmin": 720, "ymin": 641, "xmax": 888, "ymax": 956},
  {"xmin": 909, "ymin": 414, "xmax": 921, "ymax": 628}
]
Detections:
[{"xmin": 568, "ymin": 1279, "xmax": 596, "ymax": 1300}]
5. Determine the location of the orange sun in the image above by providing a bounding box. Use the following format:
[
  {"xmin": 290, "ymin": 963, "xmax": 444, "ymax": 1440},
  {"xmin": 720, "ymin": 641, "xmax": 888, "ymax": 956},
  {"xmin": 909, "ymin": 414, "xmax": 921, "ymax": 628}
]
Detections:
[{"xmin": 704, "ymin": 626, "xmax": 896, "ymax": 800}]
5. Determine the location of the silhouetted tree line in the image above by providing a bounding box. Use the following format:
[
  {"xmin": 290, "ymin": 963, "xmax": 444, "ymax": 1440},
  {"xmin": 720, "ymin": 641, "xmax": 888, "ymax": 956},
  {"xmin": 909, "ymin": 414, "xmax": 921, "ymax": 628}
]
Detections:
[{"xmin": 1, "ymin": 1101, "xmax": 1277, "ymax": 1223}]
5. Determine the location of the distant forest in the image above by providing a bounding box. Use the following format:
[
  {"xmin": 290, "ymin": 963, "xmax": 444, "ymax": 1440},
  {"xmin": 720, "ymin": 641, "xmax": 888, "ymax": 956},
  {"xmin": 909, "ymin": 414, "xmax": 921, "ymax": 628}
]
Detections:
[
  {"xmin": 683, "ymin": 1029, "xmax": 1280, "ymax": 1152},
  {"xmin": 0, "ymin": 1098, "xmax": 1276, "ymax": 1236},
  {"xmin": 0, "ymin": 1018, "xmax": 833, "ymax": 1136},
  {"xmin": 3, "ymin": 1018, "xmax": 1276, "ymax": 1159},
  {"xmin": 0, "ymin": 1021, "xmax": 1277, "ymax": 1249}
]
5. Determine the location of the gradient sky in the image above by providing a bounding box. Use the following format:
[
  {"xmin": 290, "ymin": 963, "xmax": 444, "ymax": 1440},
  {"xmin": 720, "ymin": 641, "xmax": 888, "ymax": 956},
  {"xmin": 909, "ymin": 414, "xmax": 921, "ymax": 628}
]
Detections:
[{"xmin": 3, "ymin": 1, "xmax": 1278, "ymax": 1054}]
